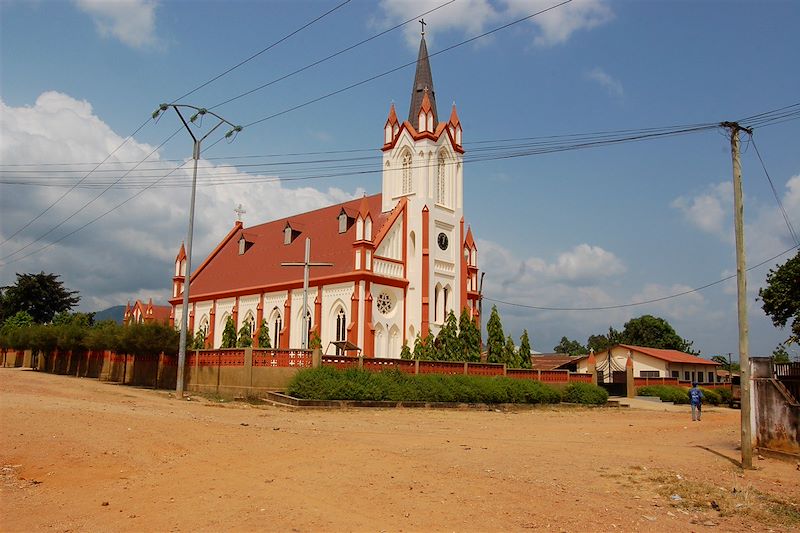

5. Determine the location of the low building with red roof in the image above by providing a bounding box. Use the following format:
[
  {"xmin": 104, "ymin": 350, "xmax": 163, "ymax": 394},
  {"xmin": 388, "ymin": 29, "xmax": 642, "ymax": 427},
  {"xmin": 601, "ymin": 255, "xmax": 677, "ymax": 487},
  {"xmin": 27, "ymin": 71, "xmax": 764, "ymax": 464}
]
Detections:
[
  {"xmin": 124, "ymin": 299, "xmax": 171, "ymax": 325},
  {"xmin": 168, "ymin": 30, "xmax": 480, "ymax": 357},
  {"xmin": 574, "ymin": 344, "xmax": 720, "ymax": 384}
]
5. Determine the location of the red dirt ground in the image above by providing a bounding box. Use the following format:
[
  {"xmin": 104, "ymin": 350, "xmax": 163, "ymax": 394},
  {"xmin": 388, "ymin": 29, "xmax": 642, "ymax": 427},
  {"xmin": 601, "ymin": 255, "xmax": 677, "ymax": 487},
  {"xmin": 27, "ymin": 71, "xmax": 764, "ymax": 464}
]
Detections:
[{"xmin": 1, "ymin": 368, "xmax": 798, "ymax": 532}]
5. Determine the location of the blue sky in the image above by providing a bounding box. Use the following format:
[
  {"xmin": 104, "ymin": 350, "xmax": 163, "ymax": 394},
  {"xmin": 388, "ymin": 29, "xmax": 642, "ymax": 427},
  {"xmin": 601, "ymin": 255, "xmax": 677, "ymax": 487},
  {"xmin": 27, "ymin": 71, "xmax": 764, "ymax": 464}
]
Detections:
[{"xmin": 1, "ymin": 0, "xmax": 798, "ymax": 359}]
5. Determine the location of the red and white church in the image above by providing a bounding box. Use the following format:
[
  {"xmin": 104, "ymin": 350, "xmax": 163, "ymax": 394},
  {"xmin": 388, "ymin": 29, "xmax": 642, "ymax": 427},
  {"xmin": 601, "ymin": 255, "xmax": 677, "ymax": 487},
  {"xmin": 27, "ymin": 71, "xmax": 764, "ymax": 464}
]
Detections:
[{"xmin": 169, "ymin": 33, "xmax": 480, "ymax": 357}]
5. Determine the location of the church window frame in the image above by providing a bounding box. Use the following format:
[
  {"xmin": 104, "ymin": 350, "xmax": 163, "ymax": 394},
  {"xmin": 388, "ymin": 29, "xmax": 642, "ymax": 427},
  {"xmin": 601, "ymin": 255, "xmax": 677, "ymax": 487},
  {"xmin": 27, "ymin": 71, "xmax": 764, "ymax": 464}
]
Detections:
[
  {"xmin": 437, "ymin": 152, "xmax": 446, "ymax": 205},
  {"xmin": 335, "ymin": 307, "xmax": 347, "ymax": 355},
  {"xmin": 376, "ymin": 292, "xmax": 393, "ymax": 316},
  {"xmin": 269, "ymin": 307, "xmax": 282, "ymax": 349},
  {"xmin": 401, "ymin": 150, "xmax": 413, "ymax": 195}
]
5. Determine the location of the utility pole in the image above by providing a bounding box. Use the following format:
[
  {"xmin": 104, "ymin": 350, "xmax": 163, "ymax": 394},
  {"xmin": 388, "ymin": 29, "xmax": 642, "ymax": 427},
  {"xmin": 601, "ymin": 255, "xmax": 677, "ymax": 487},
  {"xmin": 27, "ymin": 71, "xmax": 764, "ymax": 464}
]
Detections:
[
  {"xmin": 153, "ymin": 104, "xmax": 241, "ymax": 398},
  {"xmin": 722, "ymin": 121, "xmax": 754, "ymax": 469},
  {"xmin": 281, "ymin": 238, "xmax": 333, "ymax": 349}
]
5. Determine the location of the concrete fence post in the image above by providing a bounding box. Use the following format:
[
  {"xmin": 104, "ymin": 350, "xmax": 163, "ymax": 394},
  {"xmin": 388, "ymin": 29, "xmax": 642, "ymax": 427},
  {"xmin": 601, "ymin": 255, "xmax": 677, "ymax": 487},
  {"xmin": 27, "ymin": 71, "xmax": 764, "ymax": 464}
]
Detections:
[
  {"xmin": 312, "ymin": 347, "xmax": 321, "ymax": 369},
  {"xmin": 415, "ymin": 360, "xmax": 420, "ymax": 375},
  {"xmin": 464, "ymin": 362, "xmax": 469, "ymax": 375}
]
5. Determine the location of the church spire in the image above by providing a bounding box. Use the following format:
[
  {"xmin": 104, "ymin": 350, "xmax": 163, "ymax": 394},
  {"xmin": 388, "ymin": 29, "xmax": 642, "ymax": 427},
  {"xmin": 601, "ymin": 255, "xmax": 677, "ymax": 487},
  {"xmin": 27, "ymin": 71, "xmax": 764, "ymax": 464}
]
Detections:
[{"xmin": 408, "ymin": 28, "xmax": 438, "ymax": 131}]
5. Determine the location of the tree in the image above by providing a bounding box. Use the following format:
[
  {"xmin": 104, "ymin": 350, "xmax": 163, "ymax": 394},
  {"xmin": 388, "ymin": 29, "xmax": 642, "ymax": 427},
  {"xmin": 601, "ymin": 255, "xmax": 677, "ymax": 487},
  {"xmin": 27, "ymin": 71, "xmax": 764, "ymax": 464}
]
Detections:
[
  {"xmin": 485, "ymin": 306, "xmax": 506, "ymax": 364},
  {"xmin": 256, "ymin": 319, "xmax": 271, "ymax": 349},
  {"xmin": 221, "ymin": 316, "xmax": 237, "ymax": 348},
  {"xmin": 0, "ymin": 272, "xmax": 80, "ymax": 324},
  {"xmin": 619, "ymin": 315, "xmax": 697, "ymax": 354},
  {"xmin": 412, "ymin": 333, "xmax": 435, "ymax": 360},
  {"xmin": 0, "ymin": 311, "xmax": 35, "ymax": 349},
  {"xmin": 309, "ymin": 331, "xmax": 322, "ymax": 350},
  {"xmin": 504, "ymin": 335, "xmax": 518, "ymax": 367},
  {"xmin": 236, "ymin": 322, "xmax": 253, "ymax": 348},
  {"xmin": 587, "ymin": 327, "xmax": 622, "ymax": 353},
  {"xmin": 457, "ymin": 308, "xmax": 481, "ymax": 362},
  {"xmin": 711, "ymin": 354, "xmax": 740, "ymax": 373},
  {"xmin": 435, "ymin": 311, "xmax": 460, "ymax": 361},
  {"xmin": 400, "ymin": 343, "xmax": 412, "ymax": 360},
  {"xmin": 553, "ymin": 336, "xmax": 587, "ymax": 356},
  {"xmin": 759, "ymin": 250, "xmax": 800, "ymax": 346},
  {"xmin": 772, "ymin": 345, "xmax": 791, "ymax": 364},
  {"xmin": 518, "ymin": 329, "xmax": 532, "ymax": 369}
]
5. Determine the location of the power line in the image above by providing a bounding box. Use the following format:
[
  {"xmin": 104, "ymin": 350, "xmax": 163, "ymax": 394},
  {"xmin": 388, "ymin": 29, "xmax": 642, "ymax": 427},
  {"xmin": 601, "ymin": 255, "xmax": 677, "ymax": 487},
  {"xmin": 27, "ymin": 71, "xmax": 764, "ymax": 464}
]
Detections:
[
  {"xmin": 484, "ymin": 244, "xmax": 799, "ymax": 312},
  {"xmin": 0, "ymin": 128, "xmax": 184, "ymax": 262},
  {"xmin": 0, "ymin": 0, "xmax": 357, "ymax": 259},
  {"xmin": 3, "ymin": 100, "xmax": 797, "ymax": 174},
  {"xmin": 748, "ymin": 135, "xmax": 799, "ymax": 246},
  {"xmin": 0, "ymin": 117, "xmax": 154, "ymax": 248},
  {"xmin": 210, "ymin": 0, "xmax": 456, "ymax": 110},
  {"xmin": 243, "ymin": 0, "xmax": 575, "ymax": 128},
  {"xmin": 170, "ymin": 0, "xmax": 353, "ymax": 103}
]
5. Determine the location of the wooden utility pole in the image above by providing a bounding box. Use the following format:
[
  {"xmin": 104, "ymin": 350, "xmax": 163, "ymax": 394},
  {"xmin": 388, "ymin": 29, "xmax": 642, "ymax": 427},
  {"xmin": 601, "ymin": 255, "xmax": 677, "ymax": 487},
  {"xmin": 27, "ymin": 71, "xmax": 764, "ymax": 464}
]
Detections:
[{"xmin": 722, "ymin": 121, "xmax": 754, "ymax": 469}]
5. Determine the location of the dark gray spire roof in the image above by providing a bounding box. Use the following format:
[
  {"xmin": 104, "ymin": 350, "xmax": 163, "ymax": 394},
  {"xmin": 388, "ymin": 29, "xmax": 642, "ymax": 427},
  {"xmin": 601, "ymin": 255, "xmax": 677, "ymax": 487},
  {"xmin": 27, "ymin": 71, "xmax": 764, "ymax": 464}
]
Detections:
[{"xmin": 408, "ymin": 35, "xmax": 438, "ymax": 130}]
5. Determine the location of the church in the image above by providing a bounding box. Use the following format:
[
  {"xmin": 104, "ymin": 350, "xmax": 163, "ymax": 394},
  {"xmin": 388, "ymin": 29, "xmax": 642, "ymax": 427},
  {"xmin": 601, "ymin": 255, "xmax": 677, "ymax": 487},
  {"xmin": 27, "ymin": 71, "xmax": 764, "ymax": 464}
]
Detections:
[{"xmin": 169, "ymin": 31, "xmax": 480, "ymax": 358}]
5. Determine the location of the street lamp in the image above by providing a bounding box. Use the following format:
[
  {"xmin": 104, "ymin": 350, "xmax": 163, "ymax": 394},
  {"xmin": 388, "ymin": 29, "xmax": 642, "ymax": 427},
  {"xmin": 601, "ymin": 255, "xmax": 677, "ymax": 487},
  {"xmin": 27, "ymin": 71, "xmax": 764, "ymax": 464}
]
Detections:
[{"xmin": 153, "ymin": 103, "xmax": 241, "ymax": 397}]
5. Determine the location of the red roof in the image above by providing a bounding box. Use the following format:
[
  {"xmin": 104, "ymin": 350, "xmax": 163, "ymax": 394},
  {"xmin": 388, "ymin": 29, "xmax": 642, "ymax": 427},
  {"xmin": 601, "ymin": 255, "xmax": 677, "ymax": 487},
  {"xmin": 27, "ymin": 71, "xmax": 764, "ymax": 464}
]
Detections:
[
  {"xmin": 184, "ymin": 194, "xmax": 392, "ymax": 299},
  {"xmin": 618, "ymin": 344, "xmax": 718, "ymax": 366}
]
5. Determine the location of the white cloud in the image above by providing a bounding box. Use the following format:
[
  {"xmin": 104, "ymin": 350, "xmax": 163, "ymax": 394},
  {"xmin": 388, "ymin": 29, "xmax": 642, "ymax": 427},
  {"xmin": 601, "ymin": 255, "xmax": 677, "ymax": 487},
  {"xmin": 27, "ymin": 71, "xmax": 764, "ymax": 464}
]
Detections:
[
  {"xmin": 0, "ymin": 92, "xmax": 361, "ymax": 310},
  {"xmin": 376, "ymin": 0, "xmax": 612, "ymax": 48},
  {"xmin": 504, "ymin": 0, "xmax": 613, "ymax": 47},
  {"xmin": 629, "ymin": 283, "xmax": 707, "ymax": 321},
  {"xmin": 671, "ymin": 181, "xmax": 732, "ymax": 239},
  {"xmin": 74, "ymin": 0, "xmax": 159, "ymax": 49},
  {"xmin": 586, "ymin": 67, "xmax": 623, "ymax": 98},
  {"xmin": 672, "ymin": 176, "xmax": 800, "ymax": 285}
]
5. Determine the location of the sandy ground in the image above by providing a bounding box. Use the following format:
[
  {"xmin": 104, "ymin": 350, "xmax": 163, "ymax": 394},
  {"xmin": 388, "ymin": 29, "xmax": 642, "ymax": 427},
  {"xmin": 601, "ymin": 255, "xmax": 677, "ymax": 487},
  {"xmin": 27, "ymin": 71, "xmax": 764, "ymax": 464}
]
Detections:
[{"xmin": 1, "ymin": 368, "xmax": 798, "ymax": 533}]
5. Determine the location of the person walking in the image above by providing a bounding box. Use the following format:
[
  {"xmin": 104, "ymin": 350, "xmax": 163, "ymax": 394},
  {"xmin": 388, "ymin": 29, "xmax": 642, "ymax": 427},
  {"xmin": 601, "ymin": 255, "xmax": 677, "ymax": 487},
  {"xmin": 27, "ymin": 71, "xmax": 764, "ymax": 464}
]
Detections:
[{"xmin": 689, "ymin": 382, "xmax": 704, "ymax": 421}]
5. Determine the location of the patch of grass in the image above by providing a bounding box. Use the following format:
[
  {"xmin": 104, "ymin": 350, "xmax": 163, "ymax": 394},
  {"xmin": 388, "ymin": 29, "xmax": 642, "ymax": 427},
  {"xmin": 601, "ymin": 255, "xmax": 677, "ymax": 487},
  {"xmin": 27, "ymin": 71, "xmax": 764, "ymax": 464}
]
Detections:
[
  {"xmin": 286, "ymin": 367, "xmax": 562, "ymax": 404},
  {"xmin": 642, "ymin": 468, "xmax": 800, "ymax": 529}
]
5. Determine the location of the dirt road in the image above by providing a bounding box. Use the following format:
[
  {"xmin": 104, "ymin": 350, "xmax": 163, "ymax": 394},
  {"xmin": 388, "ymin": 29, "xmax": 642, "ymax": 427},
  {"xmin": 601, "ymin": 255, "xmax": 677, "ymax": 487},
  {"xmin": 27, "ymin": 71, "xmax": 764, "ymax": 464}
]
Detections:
[{"xmin": 1, "ymin": 368, "xmax": 798, "ymax": 532}]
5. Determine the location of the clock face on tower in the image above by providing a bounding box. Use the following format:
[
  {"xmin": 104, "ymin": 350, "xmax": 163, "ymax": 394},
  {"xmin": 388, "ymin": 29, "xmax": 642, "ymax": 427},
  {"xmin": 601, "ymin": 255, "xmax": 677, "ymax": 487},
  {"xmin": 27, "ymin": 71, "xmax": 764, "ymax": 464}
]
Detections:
[{"xmin": 437, "ymin": 232, "xmax": 449, "ymax": 251}]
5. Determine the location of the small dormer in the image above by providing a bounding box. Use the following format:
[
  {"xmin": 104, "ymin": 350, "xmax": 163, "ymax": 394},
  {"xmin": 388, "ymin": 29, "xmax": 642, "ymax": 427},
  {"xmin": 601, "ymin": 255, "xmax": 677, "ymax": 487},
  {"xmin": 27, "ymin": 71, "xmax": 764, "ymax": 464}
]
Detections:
[
  {"xmin": 337, "ymin": 207, "xmax": 356, "ymax": 234},
  {"xmin": 238, "ymin": 233, "xmax": 254, "ymax": 255},
  {"xmin": 283, "ymin": 222, "xmax": 301, "ymax": 245}
]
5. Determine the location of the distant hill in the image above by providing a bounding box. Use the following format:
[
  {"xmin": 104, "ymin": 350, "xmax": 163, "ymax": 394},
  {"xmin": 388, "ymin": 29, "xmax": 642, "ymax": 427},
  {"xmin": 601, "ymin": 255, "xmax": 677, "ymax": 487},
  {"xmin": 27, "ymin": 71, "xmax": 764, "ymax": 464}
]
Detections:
[{"xmin": 93, "ymin": 305, "xmax": 126, "ymax": 324}]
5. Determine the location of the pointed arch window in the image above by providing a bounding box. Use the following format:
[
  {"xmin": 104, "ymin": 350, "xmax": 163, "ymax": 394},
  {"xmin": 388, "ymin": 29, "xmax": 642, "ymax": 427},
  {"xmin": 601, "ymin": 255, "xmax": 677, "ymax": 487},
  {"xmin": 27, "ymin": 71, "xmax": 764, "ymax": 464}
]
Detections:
[
  {"xmin": 401, "ymin": 151, "xmax": 412, "ymax": 194},
  {"xmin": 270, "ymin": 307, "xmax": 282, "ymax": 349},
  {"xmin": 437, "ymin": 152, "xmax": 447, "ymax": 205},
  {"xmin": 335, "ymin": 308, "xmax": 347, "ymax": 355}
]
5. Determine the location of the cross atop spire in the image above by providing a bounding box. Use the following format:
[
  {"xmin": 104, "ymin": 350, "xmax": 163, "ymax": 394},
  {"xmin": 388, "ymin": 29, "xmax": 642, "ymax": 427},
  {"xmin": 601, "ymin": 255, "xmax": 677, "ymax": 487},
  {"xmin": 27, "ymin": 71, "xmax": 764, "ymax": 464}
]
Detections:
[
  {"xmin": 419, "ymin": 18, "xmax": 426, "ymax": 36},
  {"xmin": 408, "ymin": 28, "xmax": 437, "ymax": 130},
  {"xmin": 234, "ymin": 203, "xmax": 246, "ymax": 222}
]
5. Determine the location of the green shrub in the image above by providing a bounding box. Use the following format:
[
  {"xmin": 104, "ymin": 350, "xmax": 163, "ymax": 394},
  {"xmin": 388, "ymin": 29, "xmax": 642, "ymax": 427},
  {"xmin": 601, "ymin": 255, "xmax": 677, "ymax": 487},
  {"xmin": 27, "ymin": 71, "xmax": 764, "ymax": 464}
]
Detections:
[
  {"xmin": 716, "ymin": 387, "xmax": 733, "ymax": 404},
  {"xmin": 699, "ymin": 387, "xmax": 722, "ymax": 405},
  {"xmin": 286, "ymin": 367, "xmax": 562, "ymax": 405},
  {"xmin": 637, "ymin": 385, "xmax": 690, "ymax": 404},
  {"xmin": 562, "ymin": 382, "xmax": 609, "ymax": 405}
]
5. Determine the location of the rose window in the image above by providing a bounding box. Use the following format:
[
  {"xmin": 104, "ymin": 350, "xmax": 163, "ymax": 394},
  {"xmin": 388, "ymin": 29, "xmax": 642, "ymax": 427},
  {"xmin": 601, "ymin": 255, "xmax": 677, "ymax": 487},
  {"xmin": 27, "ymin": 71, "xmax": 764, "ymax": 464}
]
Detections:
[{"xmin": 377, "ymin": 292, "xmax": 393, "ymax": 315}]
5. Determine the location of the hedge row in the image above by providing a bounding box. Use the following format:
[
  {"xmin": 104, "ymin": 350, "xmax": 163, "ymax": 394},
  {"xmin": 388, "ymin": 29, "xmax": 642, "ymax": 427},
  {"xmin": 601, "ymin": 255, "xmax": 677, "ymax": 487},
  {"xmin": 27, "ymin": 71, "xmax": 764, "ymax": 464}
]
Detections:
[
  {"xmin": 287, "ymin": 367, "xmax": 609, "ymax": 405},
  {"xmin": 637, "ymin": 384, "xmax": 730, "ymax": 405}
]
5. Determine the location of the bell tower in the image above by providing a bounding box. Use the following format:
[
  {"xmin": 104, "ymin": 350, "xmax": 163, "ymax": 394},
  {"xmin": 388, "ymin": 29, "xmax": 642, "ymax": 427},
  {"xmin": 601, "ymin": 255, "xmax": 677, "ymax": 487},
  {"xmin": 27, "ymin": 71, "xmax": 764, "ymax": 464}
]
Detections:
[{"xmin": 381, "ymin": 26, "xmax": 466, "ymax": 341}]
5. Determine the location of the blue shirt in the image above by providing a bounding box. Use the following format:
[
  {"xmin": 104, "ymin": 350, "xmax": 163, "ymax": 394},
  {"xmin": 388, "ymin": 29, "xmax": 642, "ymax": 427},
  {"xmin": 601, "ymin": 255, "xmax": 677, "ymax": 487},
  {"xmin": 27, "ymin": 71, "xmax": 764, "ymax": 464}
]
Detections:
[{"xmin": 689, "ymin": 387, "xmax": 704, "ymax": 405}]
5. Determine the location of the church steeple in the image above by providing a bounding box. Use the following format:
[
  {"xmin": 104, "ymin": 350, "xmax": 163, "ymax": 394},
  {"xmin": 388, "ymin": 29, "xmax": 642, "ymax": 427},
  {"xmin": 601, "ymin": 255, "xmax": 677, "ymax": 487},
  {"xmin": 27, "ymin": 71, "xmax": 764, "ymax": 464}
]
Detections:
[{"xmin": 408, "ymin": 30, "xmax": 438, "ymax": 131}]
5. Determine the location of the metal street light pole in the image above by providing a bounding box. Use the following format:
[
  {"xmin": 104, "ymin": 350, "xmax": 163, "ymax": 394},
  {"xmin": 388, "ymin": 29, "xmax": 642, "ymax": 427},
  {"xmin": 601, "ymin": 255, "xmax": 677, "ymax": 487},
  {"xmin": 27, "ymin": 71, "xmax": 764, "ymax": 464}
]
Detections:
[{"xmin": 153, "ymin": 104, "xmax": 241, "ymax": 397}]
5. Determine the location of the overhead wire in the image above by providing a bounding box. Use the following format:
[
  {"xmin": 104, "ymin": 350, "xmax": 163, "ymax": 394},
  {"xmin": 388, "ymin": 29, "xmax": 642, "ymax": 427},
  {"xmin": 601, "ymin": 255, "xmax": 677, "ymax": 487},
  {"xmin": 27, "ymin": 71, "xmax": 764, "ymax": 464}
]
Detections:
[
  {"xmin": 483, "ymin": 244, "xmax": 800, "ymax": 312},
  {"xmin": 0, "ymin": 0, "xmax": 362, "ymax": 260},
  {"xmin": 243, "ymin": 0, "xmax": 575, "ymax": 128},
  {"xmin": 749, "ymin": 135, "xmax": 799, "ymax": 246},
  {"xmin": 170, "ymin": 0, "xmax": 353, "ymax": 103}
]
